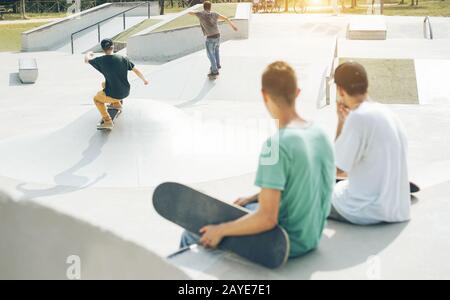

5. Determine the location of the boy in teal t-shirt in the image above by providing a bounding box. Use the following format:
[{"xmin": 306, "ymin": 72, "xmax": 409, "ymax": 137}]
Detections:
[
  {"xmin": 180, "ymin": 61, "xmax": 335, "ymax": 259},
  {"xmin": 254, "ymin": 126, "xmax": 335, "ymax": 256}
]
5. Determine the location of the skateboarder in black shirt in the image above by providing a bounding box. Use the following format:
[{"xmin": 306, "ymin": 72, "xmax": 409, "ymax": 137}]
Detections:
[{"xmin": 85, "ymin": 39, "xmax": 149, "ymax": 130}]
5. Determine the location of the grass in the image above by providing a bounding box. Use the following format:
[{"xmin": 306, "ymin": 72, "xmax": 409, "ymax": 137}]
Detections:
[
  {"xmin": 382, "ymin": 1, "xmax": 450, "ymax": 16},
  {"xmin": 0, "ymin": 12, "xmax": 66, "ymax": 21},
  {"xmin": 260, "ymin": 0, "xmax": 450, "ymax": 16},
  {"xmin": 153, "ymin": 3, "xmax": 238, "ymax": 33},
  {"xmin": 113, "ymin": 19, "xmax": 161, "ymax": 43},
  {"xmin": 340, "ymin": 58, "xmax": 419, "ymax": 104},
  {"xmin": 0, "ymin": 22, "xmax": 48, "ymax": 52}
]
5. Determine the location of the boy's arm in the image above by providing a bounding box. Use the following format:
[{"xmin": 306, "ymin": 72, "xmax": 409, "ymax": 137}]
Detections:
[
  {"xmin": 188, "ymin": 11, "xmax": 198, "ymax": 16},
  {"xmin": 199, "ymin": 188, "xmax": 280, "ymax": 248},
  {"xmin": 218, "ymin": 14, "xmax": 238, "ymax": 31},
  {"xmin": 84, "ymin": 51, "xmax": 94, "ymax": 63},
  {"xmin": 132, "ymin": 67, "xmax": 149, "ymax": 85}
]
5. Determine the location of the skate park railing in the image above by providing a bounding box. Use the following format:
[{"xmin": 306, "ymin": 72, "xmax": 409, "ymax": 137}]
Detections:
[
  {"xmin": 424, "ymin": 16, "xmax": 434, "ymax": 40},
  {"xmin": 325, "ymin": 36, "xmax": 339, "ymax": 106},
  {"xmin": 70, "ymin": 2, "xmax": 152, "ymax": 54}
]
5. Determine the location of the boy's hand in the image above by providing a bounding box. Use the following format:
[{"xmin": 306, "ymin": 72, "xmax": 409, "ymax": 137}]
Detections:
[
  {"xmin": 232, "ymin": 24, "xmax": 238, "ymax": 32},
  {"xmin": 143, "ymin": 79, "xmax": 149, "ymax": 85},
  {"xmin": 234, "ymin": 197, "xmax": 251, "ymax": 207},
  {"xmin": 336, "ymin": 169, "xmax": 348, "ymax": 180},
  {"xmin": 84, "ymin": 51, "xmax": 95, "ymax": 63},
  {"xmin": 199, "ymin": 224, "xmax": 224, "ymax": 248},
  {"xmin": 337, "ymin": 101, "xmax": 349, "ymax": 124}
]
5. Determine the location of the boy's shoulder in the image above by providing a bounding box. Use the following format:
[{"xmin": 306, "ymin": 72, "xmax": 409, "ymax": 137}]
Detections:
[{"xmin": 278, "ymin": 124, "xmax": 331, "ymax": 150}]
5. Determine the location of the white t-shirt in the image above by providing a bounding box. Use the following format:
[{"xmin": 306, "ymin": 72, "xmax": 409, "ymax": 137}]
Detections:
[{"xmin": 333, "ymin": 101, "xmax": 411, "ymax": 225}]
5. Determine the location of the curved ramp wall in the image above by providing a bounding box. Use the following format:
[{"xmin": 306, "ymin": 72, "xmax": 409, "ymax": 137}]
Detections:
[{"xmin": 0, "ymin": 191, "xmax": 189, "ymax": 280}]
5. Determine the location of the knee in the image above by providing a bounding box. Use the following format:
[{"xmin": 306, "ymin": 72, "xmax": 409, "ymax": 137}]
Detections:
[{"xmin": 93, "ymin": 93, "xmax": 104, "ymax": 104}]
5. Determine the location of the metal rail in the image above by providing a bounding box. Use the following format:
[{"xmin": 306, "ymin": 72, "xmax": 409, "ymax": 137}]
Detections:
[
  {"xmin": 325, "ymin": 36, "xmax": 339, "ymax": 106},
  {"xmin": 70, "ymin": 2, "xmax": 151, "ymax": 54},
  {"xmin": 424, "ymin": 16, "xmax": 434, "ymax": 40}
]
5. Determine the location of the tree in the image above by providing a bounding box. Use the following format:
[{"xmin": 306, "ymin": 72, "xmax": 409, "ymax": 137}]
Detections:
[{"xmin": 20, "ymin": 0, "xmax": 26, "ymax": 19}]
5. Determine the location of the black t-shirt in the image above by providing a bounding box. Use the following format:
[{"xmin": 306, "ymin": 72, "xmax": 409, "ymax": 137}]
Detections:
[{"xmin": 89, "ymin": 55, "xmax": 135, "ymax": 99}]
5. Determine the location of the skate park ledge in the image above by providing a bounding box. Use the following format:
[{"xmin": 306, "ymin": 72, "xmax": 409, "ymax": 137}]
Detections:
[
  {"xmin": 21, "ymin": 2, "xmax": 161, "ymax": 52},
  {"xmin": 126, "ymin": 3, "xmax": 251, "ymax": 62},
  {"xmin": 0, "ymin": 191, "xmax": 190, "ymax": 280}
]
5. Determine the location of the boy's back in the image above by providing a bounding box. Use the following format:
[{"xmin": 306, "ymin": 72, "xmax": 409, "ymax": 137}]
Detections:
[
  {"xmin": 255, "ymin": 123, "xmax": 335, "ymax": 257},
  {"xmin": 89, "ymin": 54, "xmax": 135, "ymax": 100},
  {"xmin": 195, "ymin": 10, "xmax": 220, "ymax": 37},
  {"xmin": 334, "ymin": 101, "xmax": 410, "ymax": 224}
]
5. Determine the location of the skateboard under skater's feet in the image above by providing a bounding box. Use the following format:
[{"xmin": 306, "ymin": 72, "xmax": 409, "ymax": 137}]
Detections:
[{"xmin": 97, "ymin": 106, "xmax": 122, "ymax": 131}]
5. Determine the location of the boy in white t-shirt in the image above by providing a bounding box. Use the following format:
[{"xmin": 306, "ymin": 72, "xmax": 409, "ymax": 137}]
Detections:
[{"xmin": 329, "ymin": 62, "xmax": 411, "ymax": 225}]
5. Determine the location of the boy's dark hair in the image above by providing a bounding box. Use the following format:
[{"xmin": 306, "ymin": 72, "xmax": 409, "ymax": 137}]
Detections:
[
  {"xmin": 334, "ymin": 62, "xmax": 369, "ymax": 96},
  {"xmin": 101, "ymin": 38, "xmax": 114, "ymax": 51},
  {"xmin": 262, "ymin": 61, "xmax": 298, "ymax": 106},
  {"xmin": 203, "ymin": 1, "xmax": 212, "ymax": 11}
]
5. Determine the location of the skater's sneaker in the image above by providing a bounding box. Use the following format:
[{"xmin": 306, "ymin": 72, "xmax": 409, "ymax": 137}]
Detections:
[
  {"xmin": 97, "ymin": 119, "xmax": 114, "ymax": 130},
  {"xmin": 108, "ymin": 103, "xmax": 123, "ymax": 112},
  {"xmin": 208, "ymin": 72, "xmax": 219, "ymax": 78}
]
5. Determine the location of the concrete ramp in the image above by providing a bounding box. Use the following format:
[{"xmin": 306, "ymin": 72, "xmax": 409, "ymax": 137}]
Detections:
[
  {"xmin": 0, "ymin": 191, "xmax": 189, "ymax": 280},
  {"xmin": 22, "ymin": 2, "xmax": 160, "ymax": 53},
  {"xmin": 0, "ymin": 100, "xmax": 269, "ymax": 188},
  {"xmin": 131, "ymin": 38, "xmax": 336, "ymax": 110}
]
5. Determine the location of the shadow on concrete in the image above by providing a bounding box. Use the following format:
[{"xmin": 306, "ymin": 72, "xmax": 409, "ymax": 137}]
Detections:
[
  {"xmin": 176, "ymin": 79, "xmax": 216, "ymax": 109},
  {"xmin": 9, "ymin": 73, "xmax": 21, "ymax": 86},
  {"xmin": 15, "ymin": 115, "xmax": 110, "ymax": 199},
  {"xmin": 279, "ymin": 221, "xmax": 408, "ymax": 279},
  {"xmin": 172, "ymin": 221, "xmax": 408, "ymax": 279}
]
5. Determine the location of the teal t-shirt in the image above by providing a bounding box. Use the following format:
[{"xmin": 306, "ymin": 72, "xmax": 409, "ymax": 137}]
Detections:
[{"xmin": 255, "ymin": 123, "xmax": 335, "ymax": 257}]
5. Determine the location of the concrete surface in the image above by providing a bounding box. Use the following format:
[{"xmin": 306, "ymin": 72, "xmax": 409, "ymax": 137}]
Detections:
[
  {"xmin": 1, "ymin": 13, "xmax": 450, "ymax": 279},
  {"xmin": 0, "ymin": 191, "xmax": 190, "ymax": 280}
]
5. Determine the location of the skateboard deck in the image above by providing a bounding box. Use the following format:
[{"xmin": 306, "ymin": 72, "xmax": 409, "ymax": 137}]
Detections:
[
  {"xmin": 97, "ymin": 107, "xmax": 121, "ymax": 131},
  {"xmin": 153, "ymin": 182, "xmax": 290, "ymax": 269}
]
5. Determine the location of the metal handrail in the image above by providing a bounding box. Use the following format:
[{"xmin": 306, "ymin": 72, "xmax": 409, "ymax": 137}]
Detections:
[
  {"xmin": 424, "ymin": 16, "xmax": 434, "ymax": 40},
  {"xmin": 325, "ymin": 36, "xmax": 339, "ymax": 106},
  {"xmin": 71, "ymin": 2, "xmax": 151, "ymax": 54}
]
